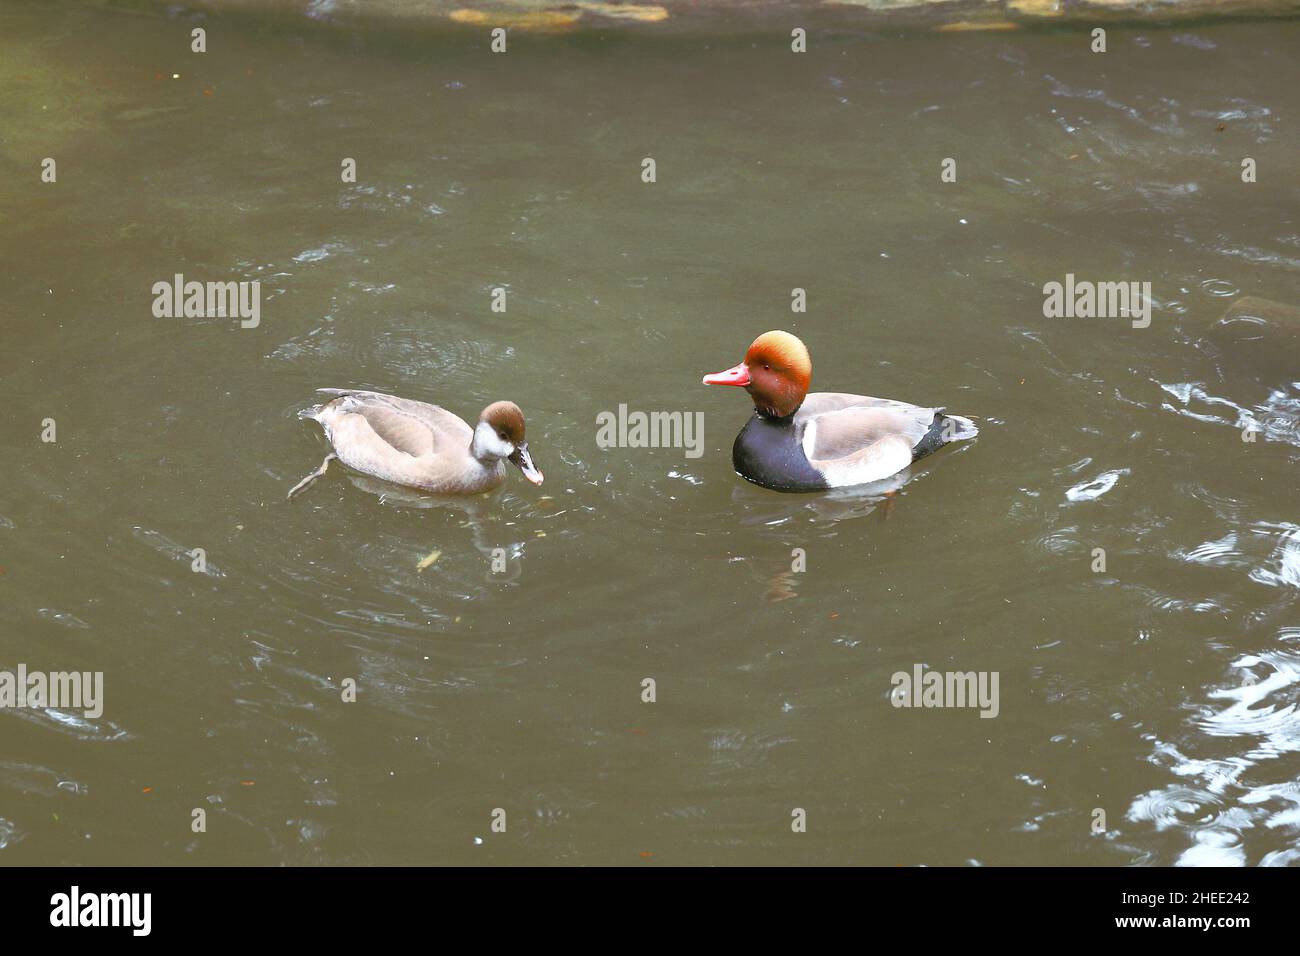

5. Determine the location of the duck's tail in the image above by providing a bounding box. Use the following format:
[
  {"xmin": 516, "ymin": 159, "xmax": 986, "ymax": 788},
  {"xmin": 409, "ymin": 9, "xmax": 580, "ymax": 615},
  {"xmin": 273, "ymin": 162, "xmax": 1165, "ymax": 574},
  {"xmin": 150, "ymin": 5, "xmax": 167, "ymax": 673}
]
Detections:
[
  {"xmin": 913, "ymin": 412, "xmax": 979, "ymax": 460},
  {"xmin": 941, "ymin": 413, "xmax": 980, "ymax": 442},
  {"xmin": 298, "ymin": 388, "xmax": 356, "ymax": 422}
]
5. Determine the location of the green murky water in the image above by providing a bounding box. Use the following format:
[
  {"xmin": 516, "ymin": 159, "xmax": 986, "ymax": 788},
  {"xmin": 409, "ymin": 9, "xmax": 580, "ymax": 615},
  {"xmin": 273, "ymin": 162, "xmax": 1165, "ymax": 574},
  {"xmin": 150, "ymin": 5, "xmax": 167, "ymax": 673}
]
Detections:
[{"xmin": 1, "ymin": 2, "xmax": 1298, "ymax": 864}]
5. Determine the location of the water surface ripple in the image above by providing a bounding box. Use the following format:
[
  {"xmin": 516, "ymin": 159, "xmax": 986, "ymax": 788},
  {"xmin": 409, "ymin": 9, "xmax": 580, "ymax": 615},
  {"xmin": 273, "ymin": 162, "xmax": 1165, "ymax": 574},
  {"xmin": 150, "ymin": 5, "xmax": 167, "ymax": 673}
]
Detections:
[{"xmin": 0, "ymin": 7, "xmax": 1297, "ymax": 864}]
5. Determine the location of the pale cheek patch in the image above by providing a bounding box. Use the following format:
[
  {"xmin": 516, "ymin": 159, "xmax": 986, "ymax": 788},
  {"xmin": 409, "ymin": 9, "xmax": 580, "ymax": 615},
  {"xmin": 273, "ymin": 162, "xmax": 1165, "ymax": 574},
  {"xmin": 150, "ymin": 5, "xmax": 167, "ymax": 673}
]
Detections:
[{"xmin": 475, "ymin": 421, "xmax": 515, "ymax": 459}]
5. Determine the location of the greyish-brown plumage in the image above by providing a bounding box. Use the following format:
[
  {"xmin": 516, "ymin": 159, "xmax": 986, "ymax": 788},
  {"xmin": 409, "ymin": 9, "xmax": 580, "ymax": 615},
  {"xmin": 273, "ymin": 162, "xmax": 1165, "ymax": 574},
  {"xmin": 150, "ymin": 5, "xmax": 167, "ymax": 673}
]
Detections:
[{"xmin": 288, "ymin": 389, "xmax": 543, "ymax": 498}]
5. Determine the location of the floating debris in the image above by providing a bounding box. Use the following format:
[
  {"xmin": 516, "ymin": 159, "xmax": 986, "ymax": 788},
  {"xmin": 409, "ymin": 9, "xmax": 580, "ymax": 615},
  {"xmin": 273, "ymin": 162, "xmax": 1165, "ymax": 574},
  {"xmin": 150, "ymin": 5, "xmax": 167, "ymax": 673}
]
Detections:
[{"xmin": 937, "ymin": 20, "xmax": 1021, "ymax": 32}]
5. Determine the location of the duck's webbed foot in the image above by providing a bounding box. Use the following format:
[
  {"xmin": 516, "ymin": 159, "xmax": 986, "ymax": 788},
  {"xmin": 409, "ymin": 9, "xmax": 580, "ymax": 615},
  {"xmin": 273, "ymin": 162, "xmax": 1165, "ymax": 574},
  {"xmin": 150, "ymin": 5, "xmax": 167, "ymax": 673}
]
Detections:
[
  {"xmin": 287, "ymin": 453, "xmax": 338, "ymax": 499},
  {"xmin": 880, "ymin": 489, "xmax": 899, "ymax": 520}
]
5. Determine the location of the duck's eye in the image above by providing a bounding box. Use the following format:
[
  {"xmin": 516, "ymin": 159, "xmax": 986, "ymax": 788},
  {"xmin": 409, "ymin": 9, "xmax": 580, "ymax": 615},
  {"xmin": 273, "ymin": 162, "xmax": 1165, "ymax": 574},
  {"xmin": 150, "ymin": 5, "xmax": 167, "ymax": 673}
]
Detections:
[
  {"xmin": 763, "ymin": 363, "xmax": 771, "ymax": 371},
  {"xmin": 498, "ymin": 432, "xmax": 508, "ymax": 441}
]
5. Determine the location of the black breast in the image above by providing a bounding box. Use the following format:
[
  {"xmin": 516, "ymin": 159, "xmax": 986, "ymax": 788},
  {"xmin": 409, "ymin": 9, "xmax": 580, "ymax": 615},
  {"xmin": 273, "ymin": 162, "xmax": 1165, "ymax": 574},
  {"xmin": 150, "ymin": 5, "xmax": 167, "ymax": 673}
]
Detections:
[{"xmin": 732, "ymin": 413, "xmax": 829, "ymax": 493}]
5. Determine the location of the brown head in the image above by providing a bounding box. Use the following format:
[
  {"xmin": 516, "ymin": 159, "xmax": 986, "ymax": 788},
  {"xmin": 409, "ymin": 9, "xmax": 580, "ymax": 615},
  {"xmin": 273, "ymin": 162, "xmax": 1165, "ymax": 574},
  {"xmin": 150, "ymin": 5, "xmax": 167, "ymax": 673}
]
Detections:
[
  {"xmin": 475, "ymin": 401, "xmax": 543, "ymax": 485},
  {"xmin": 702, "ymin": 330, "xmax": 812, "ymax": 419}
]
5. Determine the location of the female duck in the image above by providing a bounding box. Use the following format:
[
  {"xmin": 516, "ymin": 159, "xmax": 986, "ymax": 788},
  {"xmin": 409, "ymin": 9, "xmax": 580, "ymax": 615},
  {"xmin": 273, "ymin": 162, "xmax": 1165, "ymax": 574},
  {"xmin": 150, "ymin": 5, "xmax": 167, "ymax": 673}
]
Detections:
[
  {"xmin": 703, "ymin": 331, "xmax": 977, "ymax": 492},
  {"xmin": 289, "ymin": 389, "xmax": 543, "ymax": 498}
]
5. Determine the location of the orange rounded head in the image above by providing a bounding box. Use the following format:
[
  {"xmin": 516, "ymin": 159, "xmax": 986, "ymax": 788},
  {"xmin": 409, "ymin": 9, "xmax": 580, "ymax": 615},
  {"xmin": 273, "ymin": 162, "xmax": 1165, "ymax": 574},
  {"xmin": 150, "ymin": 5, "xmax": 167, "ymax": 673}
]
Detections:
[{"xmin": 703, "ymin": 330, "xmax": 812, "ymax": 419}]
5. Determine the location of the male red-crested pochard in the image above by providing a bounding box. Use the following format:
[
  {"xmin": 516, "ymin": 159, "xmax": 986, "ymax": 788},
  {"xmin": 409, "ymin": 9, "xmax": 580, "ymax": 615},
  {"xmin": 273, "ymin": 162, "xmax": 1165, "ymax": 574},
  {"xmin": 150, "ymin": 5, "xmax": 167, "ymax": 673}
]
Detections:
[
  {"xmin": 288, "ymin": 389, "xmax": 543, "ymax": 498},
  {"xmin": 703, "ymin": 331, "xmax": 977, "ymax": 492}
]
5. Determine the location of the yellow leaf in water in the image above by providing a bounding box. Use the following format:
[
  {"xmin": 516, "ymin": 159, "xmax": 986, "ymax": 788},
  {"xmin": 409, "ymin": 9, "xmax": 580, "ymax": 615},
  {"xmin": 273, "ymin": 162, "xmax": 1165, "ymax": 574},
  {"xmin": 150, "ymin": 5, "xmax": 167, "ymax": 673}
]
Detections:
[
  {"xmin": 573, "ymin": 3, "xmax": 668, "ymax": 22},
  {"xmin": 1007, "ymin": 0, "xmax": 1062, "ymax": 15},
  {"xmin": 417, "ymin": 549, "xmax": 442, "ymax": 570},
  {"xmin": 936, "ymin": 20, "xmax": 1021, "ymax": 32},
  {"xmin": 450, "ymin": 9, "xmax": 578, "ymax": 31}
]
